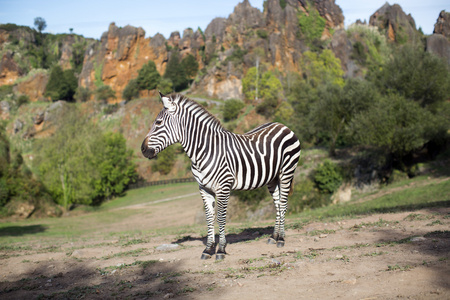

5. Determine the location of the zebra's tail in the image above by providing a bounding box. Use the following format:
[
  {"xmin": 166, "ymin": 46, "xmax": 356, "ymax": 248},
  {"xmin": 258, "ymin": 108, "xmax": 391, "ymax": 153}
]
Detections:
[{"xmin": 289, "ymin": 183, "xmax": 294, "ymax": 196}]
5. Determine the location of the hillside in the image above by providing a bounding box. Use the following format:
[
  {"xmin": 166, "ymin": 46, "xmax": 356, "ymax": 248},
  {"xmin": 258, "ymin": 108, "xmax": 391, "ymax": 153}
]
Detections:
[{"xmin": 0, "ymin": 1, "xmax": 449, "ymax": 218}]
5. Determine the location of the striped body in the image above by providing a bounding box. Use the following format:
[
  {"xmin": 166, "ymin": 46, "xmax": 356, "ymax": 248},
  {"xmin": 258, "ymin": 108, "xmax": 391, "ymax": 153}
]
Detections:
[{"xmin": 142, "ymin": 93, "xmax": 301, "ymax": 259}]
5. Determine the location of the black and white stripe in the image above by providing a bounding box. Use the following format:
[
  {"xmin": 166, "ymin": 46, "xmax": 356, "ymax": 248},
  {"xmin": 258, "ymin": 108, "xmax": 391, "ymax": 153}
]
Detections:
[{"xmin": 142, "ymin": 93, "xmax": 301, "ymax": 260}]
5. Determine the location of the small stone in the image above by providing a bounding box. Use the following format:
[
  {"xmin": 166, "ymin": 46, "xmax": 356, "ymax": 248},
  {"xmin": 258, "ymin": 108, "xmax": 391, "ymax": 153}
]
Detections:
[
  {"xmin": 335, "ymin": 254, "xmax": 343, "ymax": 259},
  {"xmin": 410, "ymin": 236, "xmax": 426, "ymax": 242},
  {"xmin": 272, "ymin": 258, "xmax": 281, "ymax": 265},
  {"xmin": 156, "ymin": 244, "xmax": 179, "ymax": 251},
  {"xmin": 319, "ymin": 234, "xmax": 328, "ymax": 238},
  {"xmin": 163, "ymin": 293, "xmax": 174, "ymax": 299},
  {"xmin": 111, "ymin": 269, "xmax": 117, "ymax": 275},
  {"xmin": 314, "ymin": 237, "xmax": 320, "ymax": 242},
  {"xmin": 342, "ymin": 278, "xmax": 357, "ymax": 285}
]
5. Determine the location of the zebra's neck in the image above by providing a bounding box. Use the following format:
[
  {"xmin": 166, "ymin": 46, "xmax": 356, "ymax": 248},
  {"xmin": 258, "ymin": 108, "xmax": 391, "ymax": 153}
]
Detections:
[{"xmin": 178, "ymin": 101, "xmax": 226, "ymax": 163}]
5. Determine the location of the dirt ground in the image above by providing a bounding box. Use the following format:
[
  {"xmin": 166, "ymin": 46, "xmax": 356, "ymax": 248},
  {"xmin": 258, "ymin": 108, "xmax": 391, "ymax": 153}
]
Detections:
[{"xmin": 0, "ymin": 195, "xmax": 449, "ymax": 300}]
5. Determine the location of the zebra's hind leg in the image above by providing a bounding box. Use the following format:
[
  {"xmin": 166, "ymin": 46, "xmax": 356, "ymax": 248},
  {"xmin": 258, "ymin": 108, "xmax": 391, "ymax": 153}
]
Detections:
[
  {"xmin": 267, "ymin": 176, "xmax": 292, "ymax": 248},
  {"xmin": 267, "ymin": 180, "xmax": 283, "ymax": 247},
  {"xmin": 199, "ymin": 187, "xmax": 216, "ymax": 260}
]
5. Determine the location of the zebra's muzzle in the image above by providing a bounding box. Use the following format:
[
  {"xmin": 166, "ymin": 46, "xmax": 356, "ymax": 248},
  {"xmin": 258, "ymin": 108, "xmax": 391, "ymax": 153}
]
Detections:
[{"xmin": 141, "ymin": 139, "xmax": 157, "ymax": 159}]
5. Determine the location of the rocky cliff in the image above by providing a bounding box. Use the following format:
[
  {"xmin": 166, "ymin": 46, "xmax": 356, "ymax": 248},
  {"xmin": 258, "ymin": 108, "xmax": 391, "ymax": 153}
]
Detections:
[{"xmin": 1, "ymin": 1, "xmax": 450, "ymax": 103}]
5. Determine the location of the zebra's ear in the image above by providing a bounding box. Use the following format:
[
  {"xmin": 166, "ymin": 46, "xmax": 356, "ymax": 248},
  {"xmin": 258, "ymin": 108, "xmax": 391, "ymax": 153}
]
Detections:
[{"xmin": 159, "ymin": 91, "xmax": 176, "ymax": 112}]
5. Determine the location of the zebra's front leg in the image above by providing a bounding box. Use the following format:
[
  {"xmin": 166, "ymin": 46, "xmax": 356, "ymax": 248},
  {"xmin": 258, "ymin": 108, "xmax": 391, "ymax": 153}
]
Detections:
[
  {"xmin": 215, "ymin": 188, "xmax": 231, "ymax": 260},
  {"xmin": 199, "ymin": 187, "xmax": 216, "ymax": 260}
]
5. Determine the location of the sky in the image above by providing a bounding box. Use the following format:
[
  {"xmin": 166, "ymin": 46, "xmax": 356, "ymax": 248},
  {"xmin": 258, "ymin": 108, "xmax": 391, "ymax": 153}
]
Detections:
[{"xmin": 0, "ymin": 0, "xmax": 448, "ymax": 40}]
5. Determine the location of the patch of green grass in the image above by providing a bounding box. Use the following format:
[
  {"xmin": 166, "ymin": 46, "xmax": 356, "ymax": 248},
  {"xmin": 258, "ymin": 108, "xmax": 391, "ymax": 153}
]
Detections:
[
  {"xmin": 289, "ymin": 179, "xmax": 450, "ymax": 223},
  {"xmin": 102, "ymin": 248, "xmax": 147, "ymax": 259},
  {"xmin": 386, "ymin": 264, "xmax": 413, "ymax": 271}
]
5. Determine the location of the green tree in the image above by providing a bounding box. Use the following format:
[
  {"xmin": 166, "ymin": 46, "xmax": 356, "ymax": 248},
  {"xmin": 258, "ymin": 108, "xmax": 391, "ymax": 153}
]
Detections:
[
  {"xmin": 181, "ymin": 54, "xmax": 199, "ymax": 80},
  {"xmin": 122, "ymin": 78, "xmax": 139, "ymax": 101},
  {"xmin": 44, "ymin": 66, "xmax": 78, "ymax": 101},
  {"xmin": 222, "ymin": 99, "xmax": 245, "ymax": 122},
  {"xmin": 313, "ymin": 160, "xmax": 343, "ymax": 194},
  {"xmin": 243, "ymin": 68, "xmax": 282, "ymax": 104},
  {"xmin": 309, "ymin": 79, "xmax": 378, "ymax": 155},
  {"xmin": 153, "ymin": 146, "xmax": 176, "ymax": 175},
  {"xmin": 34, "ymin": 107, "xmax": 137, "ymax": 209},
  {"xmin": 301, "ymin": 50, "xmax": 344, "ymax": 88},
  {"xmin": 137, "ymin": 60, "xmax": 161, "ymax": 91},
  {"xmin": 164, "ymin": 51, "xmax": 188, "ymax": 91},
  {"xmin": 92, "ymin": 132, "xmax": 137, "ymax": 203},
  {"xmin": 349, "ymin": 94, "xmax": 436, "ymax": 161},
  {"xmin": 369, "ymin": 46, "xmax": 450, "ymax": 108},
  {"xmin": 34, "ymin": 108, "xmax": 101, "ymax": 208},
  {"xmin": 34, "ymin": 17, "xmax": 47, "ymax": 33}
]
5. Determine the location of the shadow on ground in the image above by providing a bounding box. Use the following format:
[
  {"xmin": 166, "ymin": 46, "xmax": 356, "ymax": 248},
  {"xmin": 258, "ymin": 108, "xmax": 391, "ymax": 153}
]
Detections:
[{"xmin": 0, "ymin": 224, "xmax": 47, "ymax": 237}]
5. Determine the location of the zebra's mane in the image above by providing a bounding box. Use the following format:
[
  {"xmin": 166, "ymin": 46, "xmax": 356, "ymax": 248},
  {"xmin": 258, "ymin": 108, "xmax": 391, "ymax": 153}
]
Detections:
[{"xmin": 170, "ymin": 93, "xmax": 224, "ymax": 129}]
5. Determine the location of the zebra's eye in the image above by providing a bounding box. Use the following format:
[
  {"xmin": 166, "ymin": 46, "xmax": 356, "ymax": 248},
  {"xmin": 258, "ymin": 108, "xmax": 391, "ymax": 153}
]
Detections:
[{"xmin": 155, "ymin": 119, "xmax": 163, "ymax": 125}]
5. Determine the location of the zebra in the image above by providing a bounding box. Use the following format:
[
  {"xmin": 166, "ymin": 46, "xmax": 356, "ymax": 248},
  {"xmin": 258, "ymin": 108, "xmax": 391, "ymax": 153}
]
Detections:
[{"xmin": 141, "ymin": 92, "xmax": 301, "ymax": 260}]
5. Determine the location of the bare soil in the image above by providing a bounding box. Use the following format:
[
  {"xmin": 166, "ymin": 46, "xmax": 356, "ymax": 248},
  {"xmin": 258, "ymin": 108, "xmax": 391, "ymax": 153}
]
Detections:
[{"xmin": 0, "ymin": 194, "xmax": 449, "ymax": 300}]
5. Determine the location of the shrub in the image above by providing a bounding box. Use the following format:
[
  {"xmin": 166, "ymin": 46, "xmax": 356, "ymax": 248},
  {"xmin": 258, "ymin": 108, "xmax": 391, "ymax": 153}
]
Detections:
[
  {"xmin": 222, "ymin": 99, "xmax": 245, "ymax": 121},
  {"xmin": 233, "ymin": 187, "xmax": 269, "ymax": 206},
  {"xmin": 95, "ymin": 85, "xmax": 116, "ymax": 102},
  {"xmin": 313, "ymin": 160, "xmax": 343, "ymax": 194},
  {"xmin": 122, "ymin": 78, "xmax": 139, "ymax": 101},
  {"xmin": 289, "ymin": 178, "xmax": 331, "ymax": 213},
  {"xmin": 44, "ymin": 66, "xmax": 78, "ymax": 101},
  {"xmin": 137, "ymin": 60, "xmax": 161, "ymax": 91},
  {"xmin": 153, "ymin": 146, "xmax": 176, "ymax": 175},
  {"xmin": 158, "ymin": 78, "xmax": 173, "ymax": 94},
  {"xmin": 164, "ymin": 51, "xmax": 188, "ymax": 92},
  {"xmin": 74, "ymin": 86, "xmax": 91, "ymax": 102}
]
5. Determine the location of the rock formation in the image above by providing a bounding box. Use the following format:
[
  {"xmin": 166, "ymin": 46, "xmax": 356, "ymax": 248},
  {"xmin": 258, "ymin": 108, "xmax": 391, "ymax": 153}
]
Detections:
[
  {"xmin": 427, "ymin": 10, "xmax": 450, "ymax": 64},
  {"xmin": 369, "ymin": 2, "xmax": 420, "ymax": 43}
]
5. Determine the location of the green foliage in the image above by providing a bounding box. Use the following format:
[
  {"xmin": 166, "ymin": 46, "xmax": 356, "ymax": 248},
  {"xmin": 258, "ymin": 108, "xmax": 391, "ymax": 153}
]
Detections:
[
  {"xmin": 233, "ymin": 187, "xmax": 269, "ymax": 206},
  {"xmin": 289, "ymin": 179, "xmax": 331, "ymax": 213},
  {"xmin": 34, "ymin": 17, "xmax": 47, "ymax": 33},
  {"xmin": 74, "ymin": 86, "xmax": 91, "ymax": 102},
  {"xmin": 369, "ymin": 45, "xmax": 450, "ymax": 108},
  {"xmin": 153, "ymin": 146, "xmax": 176, "ymax": 175},
  {"xmin": 301, "ymin": 50, "xmax": 344, "ymax": 87},
  {"xmin": 34, "ymin": 107, "xmax": 136, "ymax": 208},
  {"xmin": 44, "ymin": 66, "xmax": 78, "ymax": 101},
  {"xmin": 137, "ymin": 60, "xmax": 161, "ymax": 91},
  {"xmin": 279, "ymin": 0, "xmax": 287, "ymax": 9},
  {"xmin": 243, "ymin": 68, "xmax": 282, "ymax": 116},
  {"xmin": 164, "ymin": 51, "xmax": 188, "ymax": 92},
  {"xmin": 297, "ymin": 3, "xmax": 326, "ymax": 46},
  {"xmin": 222, "ymin": 99, "xmax": 245, "ymax": 122},
  {"xmin": 95, "ymin": 85, "xmax": 116, "ymax": 102},
  {"xmin": 180, "ymin": 54, "xmax": 199, "ymax": 79},
  {"xmin": 349, "ymin": 94, "xmax": 436, "ymax": 158},
  {"xmin": 92, "ymin": 132, "xmax": 137, "ymax": 204},
  {"xmin": 158, "ymin": 78, "xmax": 173, "ymax": 94},
  {"xmin": 122, "ymin": 78, "xmax": 139, "ymax": 101},
  {"xmin": 224, "ymin": 45, "xmax": 248, "ymax": 66},
  {"xmin": 0, "ymin": 124, "xmax": 50, "ymax": 210},
  {"xmin": 256, "ymin": 29, "xmax": 269, "ymax": 39},
  {"xmin": 313, "ymin": 160, "xmax": 343, "ymax": 194},
  {"xmin": 309, "ymin": 79, "xmax": 377, "ymax": 154}
]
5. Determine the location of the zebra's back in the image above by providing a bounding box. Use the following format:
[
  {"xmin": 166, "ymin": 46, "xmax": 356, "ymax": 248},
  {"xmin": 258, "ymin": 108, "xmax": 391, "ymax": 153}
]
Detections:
[{"xmin": 226, "ymin": 122, "xmax": 301, "ymax": 190}]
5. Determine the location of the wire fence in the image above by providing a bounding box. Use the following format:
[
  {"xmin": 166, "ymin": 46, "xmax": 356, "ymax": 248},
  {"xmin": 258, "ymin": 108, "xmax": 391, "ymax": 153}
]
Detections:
[{"xmin": 128, "ymin": 177, "xmax": 196, "ymax": 190}]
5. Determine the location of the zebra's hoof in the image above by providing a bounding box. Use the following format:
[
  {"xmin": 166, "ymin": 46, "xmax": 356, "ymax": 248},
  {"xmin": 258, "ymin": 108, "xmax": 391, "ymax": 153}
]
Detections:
[
  {"xmin": 277, "ymin": 241, "xmax": 285, "ymax": 248},
  {"xmin": 201, "ymin": 253, "xmax": 212, "ymax": 260},
  {"xmin": 267, "ymin": 238, "xmax": 277, "ymax": 245},
  {"xmin": 215, "ymin": 253, "xmax": 226, "ymax": 260}
]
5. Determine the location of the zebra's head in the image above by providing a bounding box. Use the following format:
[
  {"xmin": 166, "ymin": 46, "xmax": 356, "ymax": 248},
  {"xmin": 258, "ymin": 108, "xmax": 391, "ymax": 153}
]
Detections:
[{"xmin": 141, "ymin": 92, "xmax": 181, "ymax": 159}]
